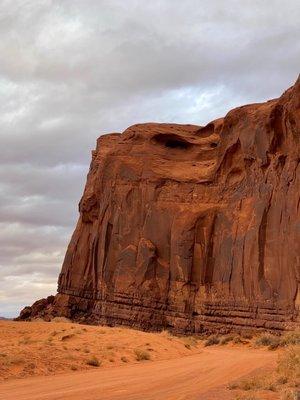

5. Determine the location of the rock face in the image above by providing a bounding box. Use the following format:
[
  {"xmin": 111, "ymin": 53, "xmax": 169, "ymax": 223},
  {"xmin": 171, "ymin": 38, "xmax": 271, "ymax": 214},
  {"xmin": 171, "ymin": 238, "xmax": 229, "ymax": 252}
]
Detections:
[{"xmin": 20, "ymin": 78, "xmax": 300, "ymax": 333}]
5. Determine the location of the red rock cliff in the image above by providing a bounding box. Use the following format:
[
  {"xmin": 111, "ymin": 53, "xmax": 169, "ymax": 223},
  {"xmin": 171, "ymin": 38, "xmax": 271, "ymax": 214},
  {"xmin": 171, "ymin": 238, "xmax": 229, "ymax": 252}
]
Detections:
[{"xmin": 20, "ymin": 78, "xmax": 300, "ymax": 333}]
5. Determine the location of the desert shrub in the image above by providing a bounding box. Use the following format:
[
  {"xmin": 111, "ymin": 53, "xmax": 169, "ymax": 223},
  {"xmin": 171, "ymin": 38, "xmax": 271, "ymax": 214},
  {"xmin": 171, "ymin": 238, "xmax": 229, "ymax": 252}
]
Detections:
[
  {"xmin": 86, "ymin": 356, "xmax": 101, "ymax": 367},
  {"xmin": 228, "ymin": 374, "xmax": 275, "ymax": 392},
  {"xmin": 277, "ymin": 376, "xmax": 288, "ymax": 385},
  {"xmin": 134, "ymin": 349, "xmax": 151, "ymax": 361},
  {"xmin": 281, "ymin": 332, "xmax": 300, "ymax": 347},
  {"xmin": 280, "ymin": 388, "xmax": 299, "ymax": 400},
  {"xmin": 18, "ymin": 336, "xmax": 35, "ymax": 345},
  {"xmin": 204, "ymin": 335, "xmax": 220, "ymax": 346},
  {"xmin": 2, "ymin": 355, "xmax": 24, "ymax": 366},
  {"xmin": 160, "ymin": 329, "xmax": 172, "ymax": 338},
  {"xmin": 182, "ymin": 336, "xmax": 198, "ymax": 349},
  {"xmin": 268, "ymin": 339, "xmax": 282, "ymax": 350},
  {"xmin": 234, "ymin": 395, "xmax": 260, "ymax": 400},
  {"xmin": 220, "ymin": 334, "xmax": 235, "ymax": 345},
  {"xmin": 255, "ymin": 334, "xmax": 280, "ymax": 349},
  {"xmin": 277, "ymin": 346, "xmax": 300, "ymax": 384},
  {"xmin": 254, "ymin": 331, "xmax": 300, "ymax": 350},
  {"xmin": 241, "ymin": 331, "xmax": 254, "ymax": 340},
  {"xmin": 121, "ymin": 356, "xmax": 128, "ymax": 363},
  {"xmin": 233, "ymin": 336, "xmax": 244, "ymax": 344},
  {"xmin": 237, "ymin": 377, "xmax": 261, "ymax": 391}
]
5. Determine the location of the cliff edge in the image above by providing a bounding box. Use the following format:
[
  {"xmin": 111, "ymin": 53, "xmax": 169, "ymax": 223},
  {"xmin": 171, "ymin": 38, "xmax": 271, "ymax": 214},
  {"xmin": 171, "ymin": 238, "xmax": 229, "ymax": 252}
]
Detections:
[{"xmin": 19, "ymin": 77, "xmax": 300, "ymax": 333}]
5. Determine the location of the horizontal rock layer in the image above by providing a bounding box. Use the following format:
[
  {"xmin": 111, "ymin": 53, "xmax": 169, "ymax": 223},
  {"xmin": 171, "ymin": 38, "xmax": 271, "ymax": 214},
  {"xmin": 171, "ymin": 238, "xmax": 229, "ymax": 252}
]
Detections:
[{"xmin": 20, "ymin": 77, "xmax": 300, "ymax": 333}]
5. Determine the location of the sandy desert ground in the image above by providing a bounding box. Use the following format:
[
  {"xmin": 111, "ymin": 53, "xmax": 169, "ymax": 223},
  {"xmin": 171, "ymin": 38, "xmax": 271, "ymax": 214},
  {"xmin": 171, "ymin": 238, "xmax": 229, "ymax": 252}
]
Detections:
[{"xmin": 0, "ymin": 320, "xmax": 298, "ymax": 400}]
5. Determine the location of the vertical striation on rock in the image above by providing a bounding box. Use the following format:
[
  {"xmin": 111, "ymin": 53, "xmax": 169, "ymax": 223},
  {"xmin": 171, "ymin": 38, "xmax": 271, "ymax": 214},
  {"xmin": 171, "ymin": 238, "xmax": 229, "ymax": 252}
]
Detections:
[{"xmin": 19, "ymin": 77, "xmax": 300, "ymax": 333}]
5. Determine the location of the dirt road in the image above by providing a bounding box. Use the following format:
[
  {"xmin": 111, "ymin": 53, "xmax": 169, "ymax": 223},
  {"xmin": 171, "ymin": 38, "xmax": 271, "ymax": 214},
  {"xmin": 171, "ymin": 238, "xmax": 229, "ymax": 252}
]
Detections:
[{"xmin": 0, "ymin": 347, "xmax": 276, "ymax": 400}]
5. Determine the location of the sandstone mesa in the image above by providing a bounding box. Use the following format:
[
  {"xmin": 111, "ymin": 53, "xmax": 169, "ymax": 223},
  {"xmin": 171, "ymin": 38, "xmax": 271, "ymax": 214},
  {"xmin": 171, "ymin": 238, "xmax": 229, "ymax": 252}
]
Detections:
[{"xmin": 19, "ymin": 77, "xmax": 300, "ymax": 333}]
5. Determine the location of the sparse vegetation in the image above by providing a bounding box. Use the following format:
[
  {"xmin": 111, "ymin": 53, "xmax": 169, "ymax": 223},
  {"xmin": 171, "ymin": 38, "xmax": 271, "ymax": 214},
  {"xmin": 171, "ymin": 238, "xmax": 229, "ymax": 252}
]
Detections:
[
  {"xmin": 160, "ymin": 329, "xmax": 173, "ymax": 339},
  {"xmin": 181, "ymin": 336, "xmax": 198, "ymax": 349},
  {"xmin": 254, "ymin": 333, "xmax": 280, "ymax": 348},
  {"xmin": 220, "ymin": 334, "xmax": 235, "ymax": 345},
  {"xmin": 229, "ymin": 373, "xmax": 277, "ymax": 392},
  {"xmin": 204, "ymin": 335, "xmax": 220, "ymax": 346},
  {"xmin": 281, "ymin": 331, "xmax": 300, "ymax": 347},
  {"xmin": 277, "ymin": 346, "xmax": 300, "ymax": 384},
  {"xmin": 1, "ymin": 355, "xmax": 25, "ymax": 366},
  {"xmin": 134, "ymin": 348, "xmax": 151, "ymax": 361},
  {"xmin": 18, "ymin": 336, "xmax": 35, "ymax": 345},
  {"xmin": 254, "ymin": 331, "xmax": 300, "ymax": 350},
  {"xmin": 0, "ymin": 320, "xmax": 207, "ymax": 381},
  {"xmin": 228, "ymin": 345, "xmax": 300, "ymax": 398},
  {"xmin": 280, "ymin": 387, "xmax": 299, "ymax": 400},
  {"xmin": 240, "ymin": 331, "xmax": 254, "ymax": 340},
  {"xmin": 5, "ymin": 318, "xmax": 299, "ymax": 394},
  {"xmin": 234, "ymin": 395, "xmax": 260, "ymax": 400}
]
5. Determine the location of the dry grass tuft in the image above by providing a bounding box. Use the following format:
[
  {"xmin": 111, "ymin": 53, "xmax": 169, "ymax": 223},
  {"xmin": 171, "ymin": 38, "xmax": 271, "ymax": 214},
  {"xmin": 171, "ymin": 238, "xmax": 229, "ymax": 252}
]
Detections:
[
  {"xmin": 204, "ymin": 335, "xmax": 220, "ymax": 346},
  {"xmin": 281, "ymin": 332, "xmax": 300, "ymax": 347},
  {"xmin": 229, "ymin": 345, "xmax": 300, "ymax": 399},
  {"xmin": 1, "ymin": 355, "xmax": 25, "ymax": 366},
  {"xmin": 277, "ymin": 346, "xmax": 300, "ymax": 384},
  {"xmin": 280, "ymin": 387, "xmax": 299, "ymax": 400},
  {"xmin": 18, "ymin": 336, "xmax": 36, "ymax": 345},
  {"xmin": 255, "ymin": 333, "xmax": 280, "ymax": 348},
  {"xmin": 219, "ymin": 334, "xmax": 235, "ymax": 345},
  {"xmin": 134, "ymin": 349, "xmax": 151, "ymax": 361},
  {"xmin": 254, "ymin": 331, "xmax": 300, "ymax": 350},
  {"xmin": 182, "ymin": 336, "xmax": 198, "ymax": 349}
]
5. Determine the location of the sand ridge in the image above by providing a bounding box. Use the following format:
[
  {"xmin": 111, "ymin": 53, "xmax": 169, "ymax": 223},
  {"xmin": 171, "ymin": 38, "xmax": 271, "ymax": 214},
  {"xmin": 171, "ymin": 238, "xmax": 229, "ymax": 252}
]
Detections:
[{"xmin": 0, "ymin": 320, "xmax": 201, "ymax": 380}]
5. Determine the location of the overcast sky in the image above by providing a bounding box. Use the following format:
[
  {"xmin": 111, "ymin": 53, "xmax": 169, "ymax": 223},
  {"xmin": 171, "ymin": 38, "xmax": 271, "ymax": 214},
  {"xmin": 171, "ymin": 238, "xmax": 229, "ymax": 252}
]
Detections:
[{"xmin": 0, "ymin": 0, "xmax": 299, "ymax": 317}]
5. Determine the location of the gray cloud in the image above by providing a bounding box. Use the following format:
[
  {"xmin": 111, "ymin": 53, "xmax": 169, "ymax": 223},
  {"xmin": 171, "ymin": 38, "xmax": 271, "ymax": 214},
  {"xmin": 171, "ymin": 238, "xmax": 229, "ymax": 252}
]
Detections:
[{"xmin": 0, "ymin": 0, "xmax": 299, "ymax": 317}]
